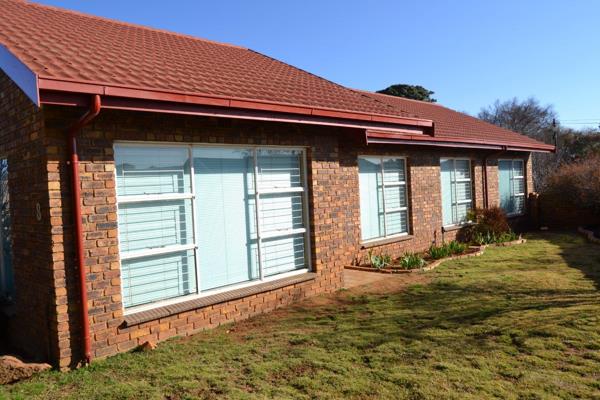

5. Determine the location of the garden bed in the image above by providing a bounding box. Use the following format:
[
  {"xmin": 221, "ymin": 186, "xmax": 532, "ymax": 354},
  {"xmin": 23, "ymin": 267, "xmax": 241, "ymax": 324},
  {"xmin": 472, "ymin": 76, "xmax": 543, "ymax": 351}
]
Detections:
[
  {"xmin": 578, "ymin": 226, "xmax": 600, "ymax": 244},
  {"xmin": 345, "ymin": 238, "xmax": 526, "ymax": 274}
]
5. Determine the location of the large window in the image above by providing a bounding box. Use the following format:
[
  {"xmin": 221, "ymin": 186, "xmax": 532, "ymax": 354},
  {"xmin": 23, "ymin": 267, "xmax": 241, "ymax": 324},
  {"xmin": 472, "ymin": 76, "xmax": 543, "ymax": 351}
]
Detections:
[
  {"xmin": 0, "ymin": 158, "xmax": 13, "ymax": 303},
  {"xmin": 115, "ymin": 144, "xmax": 310, "ymax": 310},
  {"xmin": 440, "ymin": 158, "xmax": 472, "ymax": 226},
  {"xmin": 358, "ymin": 156, "xmax": 409, "ymax": 241},
  {"xmin": 499, "ymin": 159, "xmax": 525, "ymax": 215}
]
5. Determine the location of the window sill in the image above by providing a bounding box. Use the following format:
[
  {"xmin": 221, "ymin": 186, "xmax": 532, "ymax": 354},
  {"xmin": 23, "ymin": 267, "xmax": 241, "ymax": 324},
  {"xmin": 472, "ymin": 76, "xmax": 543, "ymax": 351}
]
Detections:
[
  {"xmin": 507, "ymin": 213, "xmax": 525, "ymax": 219},
  {"xmin": 123, "ymin": 272, "xmax": 317, "ymax": 327},
  {"xmin": 361, "ymin": 235, "xmax": 413, "ymax": 249},
  {"xmin": 441, "ymin": 222, "xmax": 474, "ymax": 233}
]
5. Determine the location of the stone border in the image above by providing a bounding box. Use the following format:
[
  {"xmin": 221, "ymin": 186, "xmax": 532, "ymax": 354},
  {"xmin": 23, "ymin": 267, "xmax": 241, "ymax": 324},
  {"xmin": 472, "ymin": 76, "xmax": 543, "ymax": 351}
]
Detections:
[
  {"xmin": 344, "ymin": 238, "xmax": 527, "ymax": 274},
  {"xmin": 578, "ymin": 226, "xmax": 600, "ymax": 244},
  {"xmin": 479, "ymin": 238, "xmax": 527, "ymax": 248}
]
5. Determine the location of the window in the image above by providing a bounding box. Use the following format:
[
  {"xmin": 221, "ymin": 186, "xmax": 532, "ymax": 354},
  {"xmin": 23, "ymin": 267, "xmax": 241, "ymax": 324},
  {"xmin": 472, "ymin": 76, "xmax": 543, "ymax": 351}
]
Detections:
[
  {"xmin": 115, "ymin": 144, "xmax": 310, "ymax": 310},
  {"xmin": 499, "ymin": 159, "xmax": 525, "ymax": 215},
  {"xmin": 440, "ymin": 158, "xmax": 472, "ymax": 226},
  {"xmin": 358, "ymin": 156, "xmax": 409, "ymax": 241},
  {"xmin": 0, "ymin": 158, "xmax": 13, "ymax": 303}
]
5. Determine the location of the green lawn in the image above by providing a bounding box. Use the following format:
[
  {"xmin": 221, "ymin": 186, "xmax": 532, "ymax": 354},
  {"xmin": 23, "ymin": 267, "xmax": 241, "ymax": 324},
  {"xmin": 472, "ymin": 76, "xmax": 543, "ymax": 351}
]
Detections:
[{"xmin": 2, "ymin": 232, "xmax": 600, "ymax": 399}]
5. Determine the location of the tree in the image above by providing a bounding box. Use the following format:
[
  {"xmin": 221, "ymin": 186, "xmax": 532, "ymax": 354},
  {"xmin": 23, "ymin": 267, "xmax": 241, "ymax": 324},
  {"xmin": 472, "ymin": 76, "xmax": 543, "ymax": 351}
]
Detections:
[
  {"xmin": 377, "ymin": 84, "xmax": 436, "ymax": 102},
  {"xmin": 478, "ymin": 97, "xmax": 558, "ymax": 190},
  {"xmin": 478, "ymin": 97, "xmax": 556, "ymax": 142}
]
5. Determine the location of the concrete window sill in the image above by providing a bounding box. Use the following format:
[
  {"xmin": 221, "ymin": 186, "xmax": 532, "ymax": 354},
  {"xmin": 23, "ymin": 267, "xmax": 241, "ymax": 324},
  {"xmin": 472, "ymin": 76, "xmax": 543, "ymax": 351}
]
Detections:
[
  {"xmin": 123, "ymin": 272, "xmax": 317, "ymax": 326},
  {"xmin": 361, "ymin": 235, "xmax": 413, "ymax": 249}
]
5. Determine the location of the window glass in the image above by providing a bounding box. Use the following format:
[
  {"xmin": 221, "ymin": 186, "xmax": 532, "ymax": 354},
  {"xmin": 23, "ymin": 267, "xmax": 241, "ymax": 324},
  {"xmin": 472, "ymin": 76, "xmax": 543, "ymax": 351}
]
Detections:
[
  {"xmin": 194, "ymin": 148, "xmax": 259, "ymax": 291},
  {"xmin": 115, "ymin": 146, "xmax": 190, "ymax": 196},
  {"xmin": 358, "ymin": 156, "xmax": 409, "ymax": 241},
  {"xmin": 121, "ymin": 250, "xmax": 196, "ymax": 308},
  {"xmin": 440, "ymin": 158, "xmax": 473, "ymax": 226},
  {"xmin": 499, "ymin": 159, "xmax": 525, "ymax": 215},
  {"xmin": 0, "ymin": 159, "xmax": 13, "ymax": 303},
  {"xmin": 115, "ymin": 145, "xmax": 310, "ymax": 310}
]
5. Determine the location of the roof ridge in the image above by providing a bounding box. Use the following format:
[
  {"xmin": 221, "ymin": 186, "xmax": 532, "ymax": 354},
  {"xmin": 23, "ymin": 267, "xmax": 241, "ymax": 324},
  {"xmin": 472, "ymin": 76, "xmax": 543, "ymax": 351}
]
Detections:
[{"xmin": 22, "ymin": 0, "xmax": 247, "ymax": 50}]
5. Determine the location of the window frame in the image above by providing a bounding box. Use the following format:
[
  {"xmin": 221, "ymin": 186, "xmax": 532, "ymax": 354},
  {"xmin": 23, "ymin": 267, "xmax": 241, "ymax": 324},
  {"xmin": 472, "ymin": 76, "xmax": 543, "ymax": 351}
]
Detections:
[
  {"xmin": 114, "ymin": 141, "xmax": 312, "ymax": 315},
  {"xmin": 358, "ymin": 155, "xmax": 410, "ymax": 244},
  {"xmin": 440, "ymin": 158, "xmax": 473, "ymax": 228},
  {"xmin": 498, "ymin": 158, "xmax": 526, "ymax": 216}
]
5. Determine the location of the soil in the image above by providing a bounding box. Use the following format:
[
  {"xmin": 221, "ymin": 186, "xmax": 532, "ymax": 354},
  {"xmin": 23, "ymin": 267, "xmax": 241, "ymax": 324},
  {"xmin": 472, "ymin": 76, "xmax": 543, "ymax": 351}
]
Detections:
[{"xmin": 0, "ymin": 355, "xmax": 51, "ymax": 385}]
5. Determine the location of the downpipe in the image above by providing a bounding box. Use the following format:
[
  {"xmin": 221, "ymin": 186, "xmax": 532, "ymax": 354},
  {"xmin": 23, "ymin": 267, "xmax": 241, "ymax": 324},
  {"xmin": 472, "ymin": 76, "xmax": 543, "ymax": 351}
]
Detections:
[{"xmin": 67, "ymin": 94, "xmax": 101, "ymax": 365}]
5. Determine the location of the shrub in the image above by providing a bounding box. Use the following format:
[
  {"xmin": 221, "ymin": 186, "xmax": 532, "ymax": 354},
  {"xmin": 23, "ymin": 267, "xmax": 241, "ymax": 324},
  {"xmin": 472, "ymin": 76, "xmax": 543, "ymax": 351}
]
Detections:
[
  {"xmin": 428, "ymin": 244, "xmax": 450, "ymax": 260},
  {"xmin": 460, "ymin": 207, "xmax": 512, "ymax": 245},
  {"xmin": 447, "ymin": 240, "xmax": 467, "ymax": 255},
  {"xmin": 399, "ymin": 252, "xmax": 426, "ymax": 270},
  {"xmin": 428, "ymin": 240, "xmax": 467, "ymax": 260},
  {"xmin": 544, "ymin": 155, "xmax": 600, "ymax": 216},
  {"xmin": 366, "ymin": 250, "xmax": 391, "ymax": 269}
]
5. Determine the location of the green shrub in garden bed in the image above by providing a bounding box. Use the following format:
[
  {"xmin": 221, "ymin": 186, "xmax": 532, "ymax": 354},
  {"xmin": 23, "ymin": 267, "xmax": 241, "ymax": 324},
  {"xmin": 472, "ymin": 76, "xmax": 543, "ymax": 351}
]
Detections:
[
  {"xmin": 428, "ymin": 240, "xmax": 468, "ymax": 260},
  {"xmin": 397, "ymin": 252, "xmax": 427, "ymax": 270}
]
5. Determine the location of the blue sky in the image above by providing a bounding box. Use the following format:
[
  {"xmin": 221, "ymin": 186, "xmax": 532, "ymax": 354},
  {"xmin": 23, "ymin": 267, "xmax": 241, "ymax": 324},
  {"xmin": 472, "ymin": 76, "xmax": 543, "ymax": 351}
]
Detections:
[{"xmin": 35, "ymin": 0, "xmax": 600, "ymax": 129}]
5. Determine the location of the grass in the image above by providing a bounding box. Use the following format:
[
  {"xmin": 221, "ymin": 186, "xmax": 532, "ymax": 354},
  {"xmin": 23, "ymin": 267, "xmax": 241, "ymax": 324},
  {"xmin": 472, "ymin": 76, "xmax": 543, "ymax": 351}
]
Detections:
[{"xmin": 2, "ymin": 232, "xmax": 600, "ymax": 399}]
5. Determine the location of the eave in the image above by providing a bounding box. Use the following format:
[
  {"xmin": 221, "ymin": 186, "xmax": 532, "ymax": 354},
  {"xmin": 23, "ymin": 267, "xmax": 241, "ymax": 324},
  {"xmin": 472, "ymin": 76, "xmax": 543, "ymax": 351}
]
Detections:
[
  {"xmin": 366, "ymin": 130, "xmax": 556, "ymax": 153},
  {"xmin": 37, "ymin": 77, "xmax": 434, "ymax": 133}
]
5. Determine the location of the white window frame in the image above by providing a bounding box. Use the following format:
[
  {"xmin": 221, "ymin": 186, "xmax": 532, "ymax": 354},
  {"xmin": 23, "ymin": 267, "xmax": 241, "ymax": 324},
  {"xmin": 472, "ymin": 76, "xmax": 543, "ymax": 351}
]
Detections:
[
  {"xmin": 359, "ymin": 155, "xmax": 410, "ymax": 243},
  {"xmin": 114, "ymin": 142, "xmax": 312, "ymax": 315},
  {"xmin": 441, "ymin": 158, "xmax": 473, "ymax": 228},
  {"xmin": 499, "ymin": 158, "xmax": 526, "ymax": 216}
]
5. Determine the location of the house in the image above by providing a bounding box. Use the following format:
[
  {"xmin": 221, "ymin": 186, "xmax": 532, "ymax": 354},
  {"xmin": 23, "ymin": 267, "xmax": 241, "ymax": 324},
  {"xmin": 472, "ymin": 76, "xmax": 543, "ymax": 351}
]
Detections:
[{"xmin": 0, "ymin": 0, "xmax": 554, "ymax": 369}]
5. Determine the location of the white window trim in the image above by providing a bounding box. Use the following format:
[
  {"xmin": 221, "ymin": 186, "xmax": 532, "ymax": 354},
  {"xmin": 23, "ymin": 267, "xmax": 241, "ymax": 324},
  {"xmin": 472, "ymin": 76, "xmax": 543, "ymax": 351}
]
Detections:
[
  {"xmin": 441, "ymin": 158, "xmax": 473, "ymax": 228},
  {"xmin": 499, "ymin": 158, "xmax": 526, "ymax": 217},
  {"xmin": 358, "ymin": 155, "xmax": 410, "ymax": 242},
  {"xmin": 114, "ymin": 142, "xmax": 312, "ymax": 315}
]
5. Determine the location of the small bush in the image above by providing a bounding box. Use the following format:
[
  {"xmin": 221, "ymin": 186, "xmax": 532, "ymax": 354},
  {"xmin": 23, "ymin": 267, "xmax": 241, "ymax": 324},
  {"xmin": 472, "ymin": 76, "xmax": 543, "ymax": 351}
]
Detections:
[
  {"xmin": 428, "ymin": 244, "xmax": 450, "ymax": 260},
  {"xmin": 366, "ymin": 250, "xmax": 391, "ymax": 269},
  {"xmin": 497, "ymin": 231, "xmax": 519, "ymax": 243},
  {"xmin": 460, "ymin": 207, "xmax": 512, "ymax": 245},
  {"xmin": 398, "ymin": 252, "xmax": 426, "ymax": 270},
  {"xmin": 447, "ymin": 240, "xmax": 467, "ymax": 255},
  {"xmin": 428, "ymin": 241, "xmax": 467, "ymax": 260}
]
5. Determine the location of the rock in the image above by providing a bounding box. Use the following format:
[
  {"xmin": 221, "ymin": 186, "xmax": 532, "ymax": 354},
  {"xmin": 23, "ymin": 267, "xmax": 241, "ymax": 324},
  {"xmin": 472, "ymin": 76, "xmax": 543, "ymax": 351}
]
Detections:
[
  {"xmin": 138, "ymin": 341, "xmax": 157, "ymax": 352},
  {"xmin": 0, "ymin": 355, "xmax": 51, "ymax": 384}
]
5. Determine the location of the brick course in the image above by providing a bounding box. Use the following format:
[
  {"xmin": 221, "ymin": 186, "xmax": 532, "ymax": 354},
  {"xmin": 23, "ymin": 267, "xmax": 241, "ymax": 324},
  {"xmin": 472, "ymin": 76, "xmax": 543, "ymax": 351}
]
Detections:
[{"xmin": 1, "ymin": 81, "xmax": 534, "ymax": 368}]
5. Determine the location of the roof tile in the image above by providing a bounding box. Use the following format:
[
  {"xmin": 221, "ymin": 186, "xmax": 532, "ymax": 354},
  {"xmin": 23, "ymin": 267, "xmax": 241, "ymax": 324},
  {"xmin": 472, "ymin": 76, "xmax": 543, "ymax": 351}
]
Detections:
[
  {"xmin": 0, "ymin": 0, "xmax": 552, "ymax": 150},
  {"xmin": 0, "ymin": 0, "xmax": 409, "ymax": 117},
  {"xmin": 359, "ymin": 91, "xmax": 552, "ymax": 149}
]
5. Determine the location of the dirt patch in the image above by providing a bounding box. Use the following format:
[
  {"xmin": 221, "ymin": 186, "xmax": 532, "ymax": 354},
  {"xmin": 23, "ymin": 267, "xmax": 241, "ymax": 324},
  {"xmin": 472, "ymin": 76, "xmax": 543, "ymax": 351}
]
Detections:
[
  {"xmin": 0, "ymin": 355, "xmax": 51, "ymax": 385},
  {"xmin": 346, "ymin": 271, "xmax": 430, "ymax": 295},
  {"xmin": 217, "ymin": 271, "xmax": 432, "ymax": 341}
]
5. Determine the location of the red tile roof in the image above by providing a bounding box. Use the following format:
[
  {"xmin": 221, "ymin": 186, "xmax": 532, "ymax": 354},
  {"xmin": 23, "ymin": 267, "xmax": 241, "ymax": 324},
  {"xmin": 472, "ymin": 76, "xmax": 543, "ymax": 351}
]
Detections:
[
  {"xmin": 0, "ymin": 0, "xmax": 419, "ymax": 120},
  {"xmin": 0, "ymin": 0, "xmax": 553, "ymax": 151},
  {"xmin": 358, "ymin": 91, "xmax": 554, "ymax": 151}
]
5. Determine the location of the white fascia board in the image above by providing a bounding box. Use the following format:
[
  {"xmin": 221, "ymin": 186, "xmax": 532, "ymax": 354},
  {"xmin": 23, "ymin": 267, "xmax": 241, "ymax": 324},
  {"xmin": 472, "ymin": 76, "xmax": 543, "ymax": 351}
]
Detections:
[{"xmin": 0, "ymin": 45, "xmax": 39, "ymax": 106}]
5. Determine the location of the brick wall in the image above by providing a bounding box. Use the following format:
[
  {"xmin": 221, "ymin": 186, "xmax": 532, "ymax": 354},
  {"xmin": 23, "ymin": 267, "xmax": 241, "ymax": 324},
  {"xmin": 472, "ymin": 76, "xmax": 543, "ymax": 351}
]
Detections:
[
  {"xmin": 0, "ymin": 71, "xmax": 61, "ymax": 362},
  {"xmin": 4, "ymin": 97, "xmax": 536, "ymax": 368}
]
